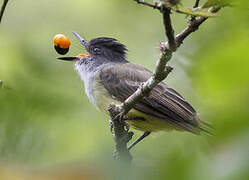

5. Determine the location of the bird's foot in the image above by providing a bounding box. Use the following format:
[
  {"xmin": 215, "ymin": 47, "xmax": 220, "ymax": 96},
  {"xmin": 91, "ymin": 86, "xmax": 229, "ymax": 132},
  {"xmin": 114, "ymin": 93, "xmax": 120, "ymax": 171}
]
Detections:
[{"xmin": 125, "ymin": 122, "xmax": 130, "ymax": 132}]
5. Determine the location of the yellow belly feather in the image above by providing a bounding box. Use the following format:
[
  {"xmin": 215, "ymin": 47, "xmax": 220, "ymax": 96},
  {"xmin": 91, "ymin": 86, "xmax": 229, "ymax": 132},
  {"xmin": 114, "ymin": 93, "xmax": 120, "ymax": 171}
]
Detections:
[{"xmin": 93, "ymin": 81, "xmax": 174, "ymax": 132}]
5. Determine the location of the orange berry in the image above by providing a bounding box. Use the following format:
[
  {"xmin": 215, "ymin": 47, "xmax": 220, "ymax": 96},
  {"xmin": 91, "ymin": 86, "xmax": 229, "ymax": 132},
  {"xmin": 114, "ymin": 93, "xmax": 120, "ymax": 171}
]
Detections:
[
  {"xmin": 53, "ymin": 34, "xmax": 71, "ymax": 48},
  {"xmin": 53, "ymin": 34, "xmax": 71, "ymax": 55}
]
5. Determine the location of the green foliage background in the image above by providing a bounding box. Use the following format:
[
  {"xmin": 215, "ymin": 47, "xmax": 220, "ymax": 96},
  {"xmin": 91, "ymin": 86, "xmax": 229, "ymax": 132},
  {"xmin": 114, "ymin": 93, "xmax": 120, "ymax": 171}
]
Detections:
[{"xmin": 0, "ymin": 0, "xmax": 249, "ymax": 179}]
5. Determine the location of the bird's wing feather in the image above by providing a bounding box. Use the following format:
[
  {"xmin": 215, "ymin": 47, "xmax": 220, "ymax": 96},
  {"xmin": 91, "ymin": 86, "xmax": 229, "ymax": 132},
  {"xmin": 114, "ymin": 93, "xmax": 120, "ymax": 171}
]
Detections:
[{"xmin": 98, "ymin": 63, "xmax": 200, "ymax": 133}]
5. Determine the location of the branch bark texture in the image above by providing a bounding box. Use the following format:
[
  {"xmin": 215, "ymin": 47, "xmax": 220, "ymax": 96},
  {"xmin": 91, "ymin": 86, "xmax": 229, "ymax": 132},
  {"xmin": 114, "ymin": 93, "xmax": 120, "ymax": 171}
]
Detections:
[
  {"xmin": 0, "ymin": 0, "xmax": 9, "ymax": 23},
  {"xmin": 134, "ymin": 0, "xmax": 161, "ymax": 10}
]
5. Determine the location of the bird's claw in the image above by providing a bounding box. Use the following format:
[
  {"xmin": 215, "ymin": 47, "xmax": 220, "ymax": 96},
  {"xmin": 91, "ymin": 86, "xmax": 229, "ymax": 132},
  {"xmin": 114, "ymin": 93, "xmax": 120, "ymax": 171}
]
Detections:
[
  {"xmin": 125, "ymin": 122, "xmax": 130, "ymax": 132},
  {"xmin": 109, "ymin": 119, "xmax": 130, "ymax": 133}
]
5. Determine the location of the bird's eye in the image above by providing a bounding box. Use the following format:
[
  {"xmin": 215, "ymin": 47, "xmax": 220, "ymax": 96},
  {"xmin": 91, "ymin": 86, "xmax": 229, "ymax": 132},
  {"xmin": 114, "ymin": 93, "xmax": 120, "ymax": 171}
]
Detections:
[{"xmin": 93, "ymin": 47, "xmax": 101, "ymax": 54}]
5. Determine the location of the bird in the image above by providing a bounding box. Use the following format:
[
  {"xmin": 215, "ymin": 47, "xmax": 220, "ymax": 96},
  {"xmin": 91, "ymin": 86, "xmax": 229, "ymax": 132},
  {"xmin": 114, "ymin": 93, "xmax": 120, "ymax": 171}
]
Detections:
[{"xmin": 57, "ymin": 31, "xmax": 211, "ymax": 150}]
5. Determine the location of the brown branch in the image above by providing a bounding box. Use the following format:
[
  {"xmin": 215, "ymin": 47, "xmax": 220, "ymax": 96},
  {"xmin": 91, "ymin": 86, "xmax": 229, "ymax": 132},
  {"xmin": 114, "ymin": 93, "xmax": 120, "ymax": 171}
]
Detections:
[
  {"xmin": 194, "ymin": 0, "xmax": 200, "ymax": 8},
  {"xmin": 162, "ymin": 7, "xmax": 220, "ymax": 50},
  {"xmin": 109, "ymin": 2, "xmax": 222, "ymax": 163},
  {"xmin": 162, "ymin": 16, "xmax": 208, "ymax": 50},
  {"xmin": 162, "ymin": 7, "xmax": 177, "ymax": 51},
  {"xmin": 108, "ymin": 104, "xmax": 134, "ymax": 162},
  {"xmin": 0, "ymin": 0, "xmax": 9, "ymax": 24},
  {"xmin": 191, "ymin": 0, "xmax": 201, "ymax": 21},
  {"xmin": 133, "ymin": 0, "xmax": 161, "ymax": 10},
  {"xmin": 119, "ymin": 52, "xmax": 173, "ymax": 116}
]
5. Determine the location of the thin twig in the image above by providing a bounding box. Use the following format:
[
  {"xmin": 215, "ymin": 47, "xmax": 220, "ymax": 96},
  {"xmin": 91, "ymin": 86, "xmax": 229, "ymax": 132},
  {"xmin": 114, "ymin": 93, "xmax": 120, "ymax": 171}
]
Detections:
[
  {"xmin": 162, "ymin": 16, "xmax": 208, "ymax": 49},
  {"xmin": 0, "ymin": 0, "xmax": 9, "ymax": 23},
  {"xmin": 162, "ymin": 7, "xmax": 220, "ymax": 50},
  {"xmin": 117, "ymin": 56, "xmax": 173, "ymax": 116},
  {"xmin": 191, "ymin": 0, "xmax": 201, "ymax": 21},
  {"xmin": 133, "ymin": 0, "xmax": 161, "ymax": 10},
  {"xmin": 162, "ymin": 7, "xmax": 177, "ymax": 51},
  {"xmin": 194, "ymin": 0, "xmax": 200, "ymax": 8}
]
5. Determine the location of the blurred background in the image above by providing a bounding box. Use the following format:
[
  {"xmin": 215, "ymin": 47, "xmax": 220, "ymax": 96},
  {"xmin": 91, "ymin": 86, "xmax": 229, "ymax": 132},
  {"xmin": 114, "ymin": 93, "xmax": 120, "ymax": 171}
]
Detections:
[{"xmin": 0, "ymin": 0, "xmax": 249, "ymax": 179}]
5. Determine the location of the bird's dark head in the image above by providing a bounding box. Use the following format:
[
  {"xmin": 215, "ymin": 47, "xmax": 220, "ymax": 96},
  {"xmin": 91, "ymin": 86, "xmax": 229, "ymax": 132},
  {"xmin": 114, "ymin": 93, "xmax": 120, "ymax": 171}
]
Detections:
[
  {"xmin": 57, "ymin": 31, "xmax": 128, "ymax": 64},
  {"xmin": 87, "ymin": 37, "xmax": 127, "ymax": 61}
]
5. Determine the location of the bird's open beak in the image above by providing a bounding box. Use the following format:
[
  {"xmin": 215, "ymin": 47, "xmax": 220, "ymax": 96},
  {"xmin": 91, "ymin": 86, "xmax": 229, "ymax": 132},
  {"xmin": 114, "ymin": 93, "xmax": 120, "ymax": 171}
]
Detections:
[
  {"xmin": 57, "ymin": 31, "xmax": 89, "ymax": 61},
  {"xmin": 57, "ymin": 54, "xmax": 90, "ymax": 61},
  {"xmin": 57, "ymin": 56, "xmax": 79, "ymax": 61},
  {"xmin": 71, "ymin": 30, "xmax": 88, "ymax": 48}
]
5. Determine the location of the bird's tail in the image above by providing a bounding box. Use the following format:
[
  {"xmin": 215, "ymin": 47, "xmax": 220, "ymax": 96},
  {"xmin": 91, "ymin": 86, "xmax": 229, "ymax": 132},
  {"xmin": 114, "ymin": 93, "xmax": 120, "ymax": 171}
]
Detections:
[{"xmin": 196, "ymin": 115, "xmax": 213, "ymax": 136}]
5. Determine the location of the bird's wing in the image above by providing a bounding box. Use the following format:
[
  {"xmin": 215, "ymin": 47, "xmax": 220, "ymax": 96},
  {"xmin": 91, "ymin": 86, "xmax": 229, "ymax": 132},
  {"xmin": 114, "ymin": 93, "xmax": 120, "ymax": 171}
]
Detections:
[{"xmin": 98, "ymin": 63, "xmax": 201, "ymax": 134}]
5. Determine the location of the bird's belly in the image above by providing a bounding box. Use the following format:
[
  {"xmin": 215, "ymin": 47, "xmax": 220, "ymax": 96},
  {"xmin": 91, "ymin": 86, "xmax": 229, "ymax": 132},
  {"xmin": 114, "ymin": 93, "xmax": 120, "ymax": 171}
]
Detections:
[
  {"xmin": 92, "ymin": 82, "xmax": 174, "ymax": 132},
  {"xmin": 92, "ymin": 81, "xmax": 121, "ymax": 112},
  {"xmin": 126, "ymin": 109, "xmax": 175, "ymax": 132}
]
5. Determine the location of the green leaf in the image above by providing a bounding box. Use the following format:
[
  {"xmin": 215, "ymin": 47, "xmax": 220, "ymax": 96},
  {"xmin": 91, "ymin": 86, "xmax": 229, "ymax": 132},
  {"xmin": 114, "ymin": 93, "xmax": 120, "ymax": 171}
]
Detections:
[
  {"xmin": 172, "ymin": 6, "xmax": 217, "ymax": 17},
  {"xmin": 202, "ymin": 0, "xmax": 232, "ymax": 8},
  {"xmin": 161, "ymin": 1, "xmax": 217, "ymax": 17}
]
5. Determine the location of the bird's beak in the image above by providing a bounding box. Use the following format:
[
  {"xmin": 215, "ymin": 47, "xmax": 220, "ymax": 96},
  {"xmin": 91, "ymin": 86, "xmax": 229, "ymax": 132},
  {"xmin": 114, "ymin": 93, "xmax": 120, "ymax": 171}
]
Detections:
[
  {"xmin": 57, "ymin": 56, "xmax": 79, "ymax": 61},
  {"xmin": 57, "ymin": 31, "xmax": 89, "ymax": 61},
  {"xmin": 71, "ymin": 30, "xmax": 88, "ymax": 48},
  {"xmin": 57, "ymin": 54, "xmax": 90, "ymax": 61}
]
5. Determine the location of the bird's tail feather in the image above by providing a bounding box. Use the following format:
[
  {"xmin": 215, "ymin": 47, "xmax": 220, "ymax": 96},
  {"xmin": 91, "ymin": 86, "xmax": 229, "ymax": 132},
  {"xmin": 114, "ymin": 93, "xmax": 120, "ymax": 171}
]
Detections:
[{"xmin": 196, "ymin": 115, "xmax": 213, "ymax": 136}]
